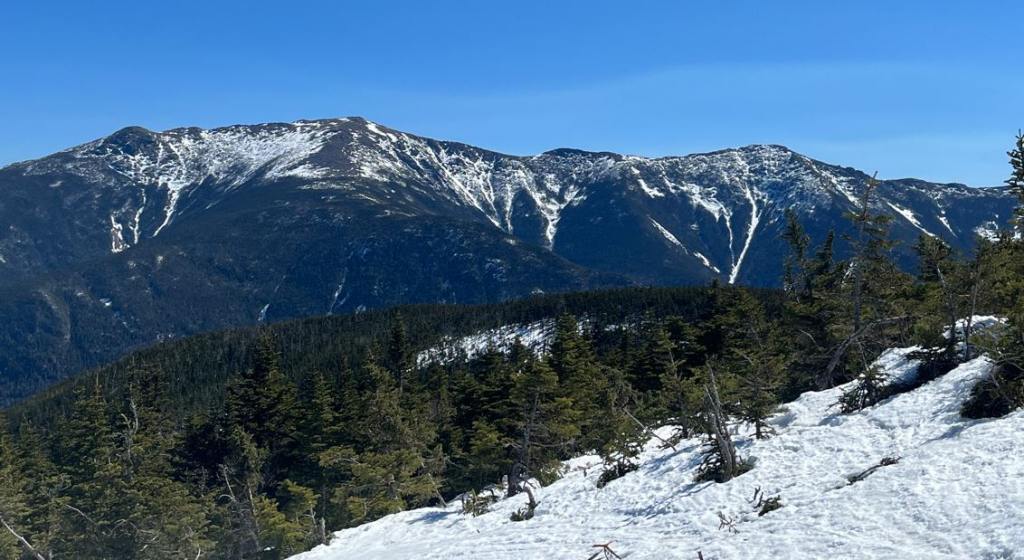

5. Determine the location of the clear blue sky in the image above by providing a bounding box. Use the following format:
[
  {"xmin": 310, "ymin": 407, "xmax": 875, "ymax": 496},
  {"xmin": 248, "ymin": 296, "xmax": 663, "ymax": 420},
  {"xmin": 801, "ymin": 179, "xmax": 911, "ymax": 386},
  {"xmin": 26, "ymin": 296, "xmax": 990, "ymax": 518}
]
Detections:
[{"xmin": 3, "ymin": 1, "xmax": 1023, "ymax": 185}]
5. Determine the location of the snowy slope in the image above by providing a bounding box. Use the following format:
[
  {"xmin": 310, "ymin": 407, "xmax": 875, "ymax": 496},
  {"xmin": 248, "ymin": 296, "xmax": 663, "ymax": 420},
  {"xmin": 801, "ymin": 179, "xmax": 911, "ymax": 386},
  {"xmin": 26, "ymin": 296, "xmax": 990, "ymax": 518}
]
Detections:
[
  {"xmin": 415, "ymin": 320, "xmax": 555, "ymax": 367},
  {"xmin": 291, "ymin": 349, "xmax": 1024, "ymax": 560}
]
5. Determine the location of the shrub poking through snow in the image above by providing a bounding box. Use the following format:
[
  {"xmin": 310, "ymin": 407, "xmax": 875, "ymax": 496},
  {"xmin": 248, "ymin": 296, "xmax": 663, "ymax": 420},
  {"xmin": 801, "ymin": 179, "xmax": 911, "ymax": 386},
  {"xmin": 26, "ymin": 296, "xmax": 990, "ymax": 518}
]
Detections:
[
  {"xmin": 961, "ymin": 362, "xmax": 1024, "ymax": 419},
  {"xmin": 595, "ymin": 460, "xmax": 639, "ymax": 489},
  {"xmin": 757, "ymin": 495, "xmax": 783, "ymax": 517},
  {"xmin": 748, "ymin": 486, "xmax": 783, "ymax": 516},
  {"xmin": 509, "ymin": 486, "xmax": 538, "ymax": 522},
  {"xmin": 838, "ymin": 364, "xmax": 888, "ymax": 413},
  {"xmin": 716, "ymin": 511, "xmax": 739, "ymax": 533},
  {"xmin": 460, "ymin": 489, "xmax": 498, "ymax": 517},
  {"xmin": 585, "ymin": 542, "xmax": 623, "ymax": 560}
]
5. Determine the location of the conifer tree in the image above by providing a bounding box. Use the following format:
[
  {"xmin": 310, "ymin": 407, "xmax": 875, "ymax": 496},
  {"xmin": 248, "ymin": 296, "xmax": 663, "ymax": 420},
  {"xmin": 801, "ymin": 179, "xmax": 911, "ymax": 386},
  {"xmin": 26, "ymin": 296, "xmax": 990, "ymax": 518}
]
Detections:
[
  {"xmin": 914, "ymin": 235, "xmax": 962, "ymax": 357},
  {"xmin": 548, "ymin": 314, "xmax": 606, "ymax": 451},
  {"xmin": 593, "ymin": 366, "xmax": 645, "ymax": 486},
  {"xmin": 1008, "ymin": 131, "xmax": 1024, "ymax": 232},
  {"xmin": 331, "ymin": 356, "xmax": 445, "ymax": 525},
  {"xmin": 506, "ymin": 358, "xmax": 579, "ymax": 497},
  {"xmin": 0, "ymin": 416, "xmax": 35, "ymax": 560},
  {"xmin": 717, "ymin": 291, "xmax": 789, "ymax": 438},
  {"xmin": 385, "ymin": 313, "xmax": 414, "ymax": 393},
  {"xmin": 826, "ymin": 175, "xmax": 911, "ymax": 387},
  {"xmin": 695, "ymin": 365, "xmax": 743, "ymax": 483},
  {"xmin": 783, "ymin": 220, "xmax": 841, "ymax": 391},
  {"xmin": 226, "ymin": 334, "xmax": 302, "ymax": 484}
]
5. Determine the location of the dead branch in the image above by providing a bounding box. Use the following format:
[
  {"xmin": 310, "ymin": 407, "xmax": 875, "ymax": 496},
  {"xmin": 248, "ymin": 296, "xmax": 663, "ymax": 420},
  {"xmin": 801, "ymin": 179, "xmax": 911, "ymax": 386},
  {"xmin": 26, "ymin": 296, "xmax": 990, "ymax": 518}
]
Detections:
[
  {"xmin": 586, "ymin": 542, "xmax": 622, "ymax": 560},
  {"xmin": 622, "ymin": 407, "xmax": 677, "ymax": 451},
  {"xmin": 0, "ymin": 513, "xmax": 48, "ymax": 560}
]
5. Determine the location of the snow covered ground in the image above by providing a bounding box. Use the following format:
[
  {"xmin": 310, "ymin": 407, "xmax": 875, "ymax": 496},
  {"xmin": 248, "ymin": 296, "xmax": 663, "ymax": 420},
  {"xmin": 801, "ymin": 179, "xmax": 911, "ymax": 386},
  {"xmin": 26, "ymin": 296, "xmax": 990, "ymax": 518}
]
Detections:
[
  {"xmin": 415, "ymin": 320, "xmax": 555, "ymax": 367},
  {"xmin": 293, "ymin": 347, "xmax": 1024, "ymax": 560}
]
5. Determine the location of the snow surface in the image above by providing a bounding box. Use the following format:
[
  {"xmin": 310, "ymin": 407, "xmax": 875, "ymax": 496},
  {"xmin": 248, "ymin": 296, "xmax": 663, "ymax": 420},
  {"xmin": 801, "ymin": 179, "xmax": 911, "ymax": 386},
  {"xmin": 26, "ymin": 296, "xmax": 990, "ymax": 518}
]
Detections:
[
  {"xmin": 292, "ymin": 347, "xmax": 1024, "ymax": 560},
  {"xmin": 416, "ymin": 320, "xmax": 554, "ymax": 367},
  {"xmin": 887, "ymin": 202, "xmax": 936, "ymax": 238}
]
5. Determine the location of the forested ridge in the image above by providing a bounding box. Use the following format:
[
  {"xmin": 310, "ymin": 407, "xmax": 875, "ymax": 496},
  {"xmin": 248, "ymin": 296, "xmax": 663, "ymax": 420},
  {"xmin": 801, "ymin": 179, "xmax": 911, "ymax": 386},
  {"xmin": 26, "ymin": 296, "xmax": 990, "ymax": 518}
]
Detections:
[{"xmin": 0, "ymin": 135, "xmax": 1022, "ymax": 559}]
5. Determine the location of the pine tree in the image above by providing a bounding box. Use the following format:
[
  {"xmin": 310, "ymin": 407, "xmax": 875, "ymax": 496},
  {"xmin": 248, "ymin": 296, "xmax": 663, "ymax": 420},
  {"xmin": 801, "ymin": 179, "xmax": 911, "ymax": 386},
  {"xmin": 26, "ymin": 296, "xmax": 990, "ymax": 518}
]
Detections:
[
  {"xmin": 695, "ymin": 365, "xmax": 744, "ymax": 483},
  {"xmin": 1008, "ymin": 131, "xmax": 1024, "ymax": 232},
  {"xmin": 506, "ymin": 358, "xmax": 579, "ymax": 497},
  {"xmin": 717, "ymin": 291, "xmax": 789, "ymax": 438},
  {"xmin": 0, "ymin": 416, "xmax": 35, "ymax": 560},
  {"xmin": 548, "ymin": 314, "xmax": 606, "ymax": 451},
  {"xmin": 226, "ymin": 334, "xmax": 302, "ymax": 485},
  {"xmin": 9, "ymin": 422, "xmax": 60, "ymax": 560},
  {"xmin": 385, "ymin": 313, "xmax": 414, "ymax": 393},
  {"xmin": 783, "ymin": 224, "xmax": 842, "ymax": 392},
  {"xmin": 913, "ymin": 235, "xmax": 962, "ymax": 357},
  {"xmin": 331, "ymin": 356, "xmax": 445, "ymax": 526},
  {"xmin": 593, "ymin": 366, "xmax": 645, "ymax": 487},
  {"xmin": 825, "ymin": 175, "xmax": 911, "ymax": 388}
]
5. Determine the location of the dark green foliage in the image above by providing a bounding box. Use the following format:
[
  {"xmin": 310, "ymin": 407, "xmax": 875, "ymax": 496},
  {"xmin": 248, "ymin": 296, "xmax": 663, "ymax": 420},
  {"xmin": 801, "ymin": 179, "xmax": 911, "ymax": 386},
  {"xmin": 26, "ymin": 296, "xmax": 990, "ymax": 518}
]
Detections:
[
  {"xmin": 595, "ymin": 461, "xmax": 639, "ymax": 489},
  {"xmin": 838, "ymin": 364, "xmax": 889, "ymax": 413},
  {"xmin": 959, "ymin": 133, "xmax": 1024, "ymax": 418},
  {"xmin": 1008, "ymin": 131, "xmax": 1024, "ymax": 231},
  {"xmin": 961, "ymin": 362, "xmax": 1024, "ymax": 419},
  {"xmin": 756, "ymin": 494, "xmax": 783, "ymax": 517},
  {"xmin": 460, "ymin": 489, "xmax": 499, "ymax": 517}
]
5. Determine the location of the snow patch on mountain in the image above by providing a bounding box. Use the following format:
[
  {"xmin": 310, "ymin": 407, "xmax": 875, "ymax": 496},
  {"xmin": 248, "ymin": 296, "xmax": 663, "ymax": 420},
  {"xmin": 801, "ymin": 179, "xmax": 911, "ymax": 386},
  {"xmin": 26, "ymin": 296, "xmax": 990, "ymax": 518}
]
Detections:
[
  {"xmin": 887, "ymin": 202, "xmax": 936, "ymax": 238},
  {"xmin": 293, "ymin": 347, "xmax": 1024, "ymax": 560},
  {"xmin": 729, "ymin": 183, "xmax": 762, "ymax": 284},
  {"xmin": 649, "ymin": 218, "xmax": 685, "ymax": 249},
  {"xmin": 974, "ymin": 221, "xmax": 1001, "ymax": 242},
  {"xmin": 416, "ymin": 320, "xmax": 554, "ymax": 367},
  {"xmin": 694, "ymin": 251, "xmax": 720, "ymax": 274}
]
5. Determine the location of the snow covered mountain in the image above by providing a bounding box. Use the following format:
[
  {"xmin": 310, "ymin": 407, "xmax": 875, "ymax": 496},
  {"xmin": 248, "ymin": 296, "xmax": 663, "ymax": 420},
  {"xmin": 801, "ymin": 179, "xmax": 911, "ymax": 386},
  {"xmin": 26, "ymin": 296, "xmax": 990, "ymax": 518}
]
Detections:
[
  {"xmin": 0, "ymin": 118, "xmax": 1015, "ymax": 402},
  {"xmin": 1, "ymin": 117, "xmax": 1014, "ymax": 286},
  {"xmin": 290, "ymin": 347, "xmax": 1024, "ymax": 560}
]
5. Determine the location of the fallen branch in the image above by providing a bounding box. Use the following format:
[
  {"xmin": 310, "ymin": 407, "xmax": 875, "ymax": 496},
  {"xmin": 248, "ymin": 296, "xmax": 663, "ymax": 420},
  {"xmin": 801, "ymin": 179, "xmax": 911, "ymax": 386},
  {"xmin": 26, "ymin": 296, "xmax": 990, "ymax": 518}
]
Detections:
[
  {"xmin": 847, "ymin": 456, "xmax": 900, "ymax": 485},
  {"xmin": 0, "ymin": 513, "xmax": 47, "ymax": 560},
  {"xmin": 622, "ymin": 408, "xmax": 677, "ymax": 451},
  {"xmin": 586, "ymin": 542, "xmax": 622, "ymax": 560}
]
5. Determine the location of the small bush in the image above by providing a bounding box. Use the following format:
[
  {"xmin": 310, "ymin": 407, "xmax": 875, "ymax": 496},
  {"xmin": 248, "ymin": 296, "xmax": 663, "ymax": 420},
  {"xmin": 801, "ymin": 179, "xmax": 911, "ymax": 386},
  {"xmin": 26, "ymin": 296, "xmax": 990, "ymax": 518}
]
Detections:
[
  {"xmin": 757, "ymin": 495, "xmax": 783, "ymax": 516},
  {"xmin": 595, "ymin": 461, "xmax": 639, "ymax": 488},
  {"xmin": 460, "ymin": 490, "xmax": 498, "ymax": 517},
  {"xmin": 842, "ymin": 350, "xmax": 960, "ymax": 413},
  {"xmin": 695, "ymin": 458, "xmax": 752, "ymax": 483},
  {"xmin": 509, "ymin": 487, "xmax": 538, "ymax": 522},
  {"xmin": 838, "ymin": 364, "xmax": 888, "ymax": 413},
  {"xmin": 961, "ymin": 363, "xmax": 1024, "ymax": 419}
]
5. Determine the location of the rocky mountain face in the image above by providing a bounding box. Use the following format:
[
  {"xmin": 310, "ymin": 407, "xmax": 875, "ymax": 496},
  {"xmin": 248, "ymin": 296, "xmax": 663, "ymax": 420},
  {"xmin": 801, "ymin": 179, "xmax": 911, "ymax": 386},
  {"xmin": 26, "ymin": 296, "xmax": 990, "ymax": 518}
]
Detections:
[{"xmin": 0, "ymin": 117, "xmax": 1015, "ymax": 402}]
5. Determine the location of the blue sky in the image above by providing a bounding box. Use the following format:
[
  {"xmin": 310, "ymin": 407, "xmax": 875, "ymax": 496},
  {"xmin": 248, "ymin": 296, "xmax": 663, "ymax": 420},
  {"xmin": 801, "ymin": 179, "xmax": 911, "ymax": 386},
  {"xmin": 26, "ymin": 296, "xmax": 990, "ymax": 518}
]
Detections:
[{"xmin": 2, "ymin": 1, "xmax": 1022, "ymax": 185}]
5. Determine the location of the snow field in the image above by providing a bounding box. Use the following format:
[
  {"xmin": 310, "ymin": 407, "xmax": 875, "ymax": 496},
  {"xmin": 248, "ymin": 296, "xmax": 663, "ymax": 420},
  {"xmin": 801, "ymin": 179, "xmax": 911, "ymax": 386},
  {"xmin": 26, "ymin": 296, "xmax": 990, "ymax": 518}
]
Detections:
[{"xmin": 293, "ymin": 347, "xmax": 1024, "ymax": 559}]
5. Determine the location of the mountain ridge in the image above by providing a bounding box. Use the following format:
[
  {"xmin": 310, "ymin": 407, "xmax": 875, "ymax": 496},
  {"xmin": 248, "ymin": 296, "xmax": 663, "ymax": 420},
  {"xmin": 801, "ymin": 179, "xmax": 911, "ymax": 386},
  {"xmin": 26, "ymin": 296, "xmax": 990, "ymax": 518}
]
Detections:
[{"xmin": 0, "ymin": 117, "xmax": 1016, "ymax": 403}]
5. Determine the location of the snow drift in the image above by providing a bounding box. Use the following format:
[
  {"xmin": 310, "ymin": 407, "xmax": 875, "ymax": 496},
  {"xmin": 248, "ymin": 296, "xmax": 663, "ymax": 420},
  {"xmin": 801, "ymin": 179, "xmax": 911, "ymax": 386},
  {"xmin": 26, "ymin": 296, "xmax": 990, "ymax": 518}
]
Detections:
[{"xmin": 292, "ymin": 348, "xmax": 1024, "ymax": 559}]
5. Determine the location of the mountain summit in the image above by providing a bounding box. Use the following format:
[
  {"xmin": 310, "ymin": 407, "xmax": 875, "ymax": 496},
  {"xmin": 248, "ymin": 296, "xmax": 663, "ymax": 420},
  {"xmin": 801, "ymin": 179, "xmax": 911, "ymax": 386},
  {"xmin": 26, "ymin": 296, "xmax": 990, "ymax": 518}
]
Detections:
[{"xmin": 0, "ymin": 118, "xmax": 1015, "ymax": 402}]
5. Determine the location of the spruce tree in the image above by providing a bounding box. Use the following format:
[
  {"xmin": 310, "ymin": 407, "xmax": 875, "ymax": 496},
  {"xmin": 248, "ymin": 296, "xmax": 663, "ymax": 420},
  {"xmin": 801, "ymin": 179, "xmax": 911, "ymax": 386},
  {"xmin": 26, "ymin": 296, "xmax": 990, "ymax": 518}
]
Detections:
[
  {"xmin": 506, "ymin": 358, "xmax": 579, "ymax": 497},
  {"xmin": 1008, "ymin": 131, "xmax": 1024, "ymax": 232},
  {"xmin": 0, "ymin": 416, "xmax": 34, "ymax": 560},
  {"xmin": 717, "ymin": 290, "xmax": 789, "ymax": 438},
  {"xmin": 548, "ymin": 314, "xmax": 606, "ymax": 451},
  {"xmin": 226, "ymin": 334, "xmax": 302, "ymax": 485}
]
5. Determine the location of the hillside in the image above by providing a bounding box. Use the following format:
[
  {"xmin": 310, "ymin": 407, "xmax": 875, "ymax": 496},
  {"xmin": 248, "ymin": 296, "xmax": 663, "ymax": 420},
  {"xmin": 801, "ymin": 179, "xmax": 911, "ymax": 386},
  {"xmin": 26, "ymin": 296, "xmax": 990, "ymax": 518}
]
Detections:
[
  {"xmin": 5, "ymin": 286, "xmax": 730, "ymax": 424},
  {"xmin": 0, "ymin": 117, "xmax": 1016, "ymax": 403},
  {"xmin": 292, "ymin": 348, "xmax": 1023, "ymax": 560}
]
